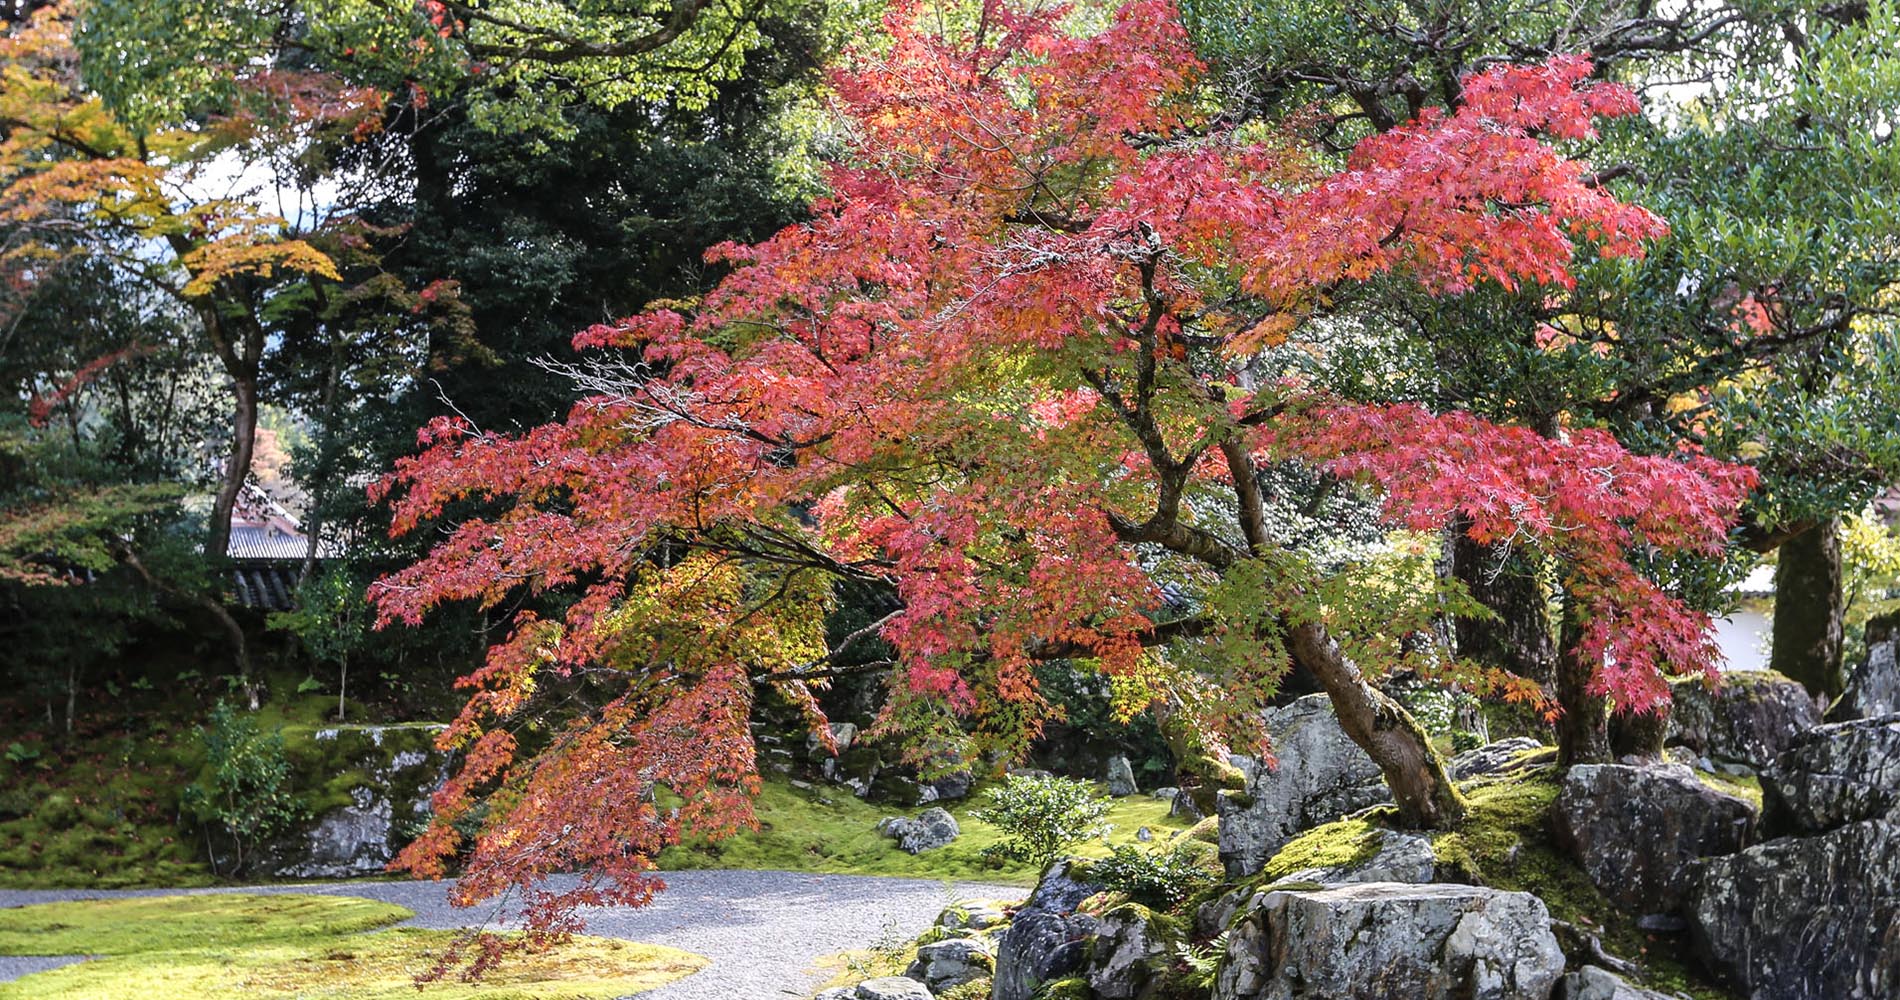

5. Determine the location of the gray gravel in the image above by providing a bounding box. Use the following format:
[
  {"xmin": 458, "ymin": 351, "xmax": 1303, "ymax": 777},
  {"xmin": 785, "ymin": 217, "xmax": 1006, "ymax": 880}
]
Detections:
[{"xmin": 0, "ymin": 870, "xmax": 1024, "ymax": 999}]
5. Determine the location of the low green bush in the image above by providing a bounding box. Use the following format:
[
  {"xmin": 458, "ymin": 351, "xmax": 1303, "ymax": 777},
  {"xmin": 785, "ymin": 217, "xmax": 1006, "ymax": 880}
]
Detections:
[
  {"xmin": 973, "ymin": 774, "xmax": 1110, "ymax": 871},
  {"xmin": 1091, "ymin": 841, "xmax": 1219, "ymax": 910}
]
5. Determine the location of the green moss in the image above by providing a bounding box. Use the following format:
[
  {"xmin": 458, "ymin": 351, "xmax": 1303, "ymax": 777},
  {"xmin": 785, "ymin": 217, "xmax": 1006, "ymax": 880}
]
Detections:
[
  {"xmin": 1033, "ymin": 976, "xmax": 1092, "ymax": 1000},
  {"xmin": 1259, "ymin": 817, "xmax": 1382, "ymax": 882},
  {"xmin": 0, "ymin": 893, "xmax": 410, "ymax": 955},
  {"xmin": 939, "ymin": 979, "xmax": 994, "ymax": 1000},
  {"xmin": 1182, "ymin": 815, "xmax": 1218, "ymax": 844},
  {"xmin": 0, "ymin": 893, "xmax": 705, "ymax": 1000},
  {"xmin": 0, "ymin": 929, "xmax": 703, "ymax": 1000},
  {"xmin": 658, "ymin": 776, "xmax": 1190, "ymax": 884},
  {"xmin": 0, "ymin": 728, "xmax": 212, "ymax": 889},
  {"xmin": 1695, "ymin": 770, "xmax": 1763, "ymax": 812}
]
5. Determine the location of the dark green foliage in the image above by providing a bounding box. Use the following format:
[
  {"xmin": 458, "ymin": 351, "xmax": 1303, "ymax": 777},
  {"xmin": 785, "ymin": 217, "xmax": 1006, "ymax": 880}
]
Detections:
[
  {"xmin": 1092, "ymin": 842, "xmax": 1220, "ymax": 910},
  {"xmin": 181, "ymin": 704, "xmax": 302, "ymax": 874}
]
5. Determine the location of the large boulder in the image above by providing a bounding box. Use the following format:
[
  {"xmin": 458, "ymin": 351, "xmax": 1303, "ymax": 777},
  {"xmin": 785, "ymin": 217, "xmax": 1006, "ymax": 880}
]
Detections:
[
  {"xmin": 1085, "ymin": 903, "xmax": 1178, "ymax": 1000},
  {"xmin": 994, "ymin": 909, "xmax": 1099, "ymax": 1000},
  {"xmin": 1666, "ymin": 671, "xmax": 1820, "ymax": 770},
  {"xmin": 904, "ymin": 937, "xmax": 992, "ymax": 992},
  {"xmin": 921, "ymin": 769, "xmax": 973, "ymax": 803},
  {"xmin": 1834, "ymin": 614, "xmax": 1900, "ymax": 721},
  {"xmin": 879, "ymin": 806, "xmax": 960, "ymax": 854},
  {"xmin": 1217, "ymin": 695, "xmax": 1389, "ymax": 878},
  {"xmin": 1762, "ymin": 714, "xmax": 1900, "ymax": 834},
  {"xmin": 1557, "ymin": 966, "xmax": 1678, "ymax": 1000},
  {"xmin": 1552, "ymin": 763, "xmax": 1757, "ymax": 916},
  {"xmin": 1214, "ymin": 882, "xmax": 1565, "ymax": 1000},
  {"xmin": 1687, "ymin": 815, "xmax": 1900, "ymax": 999},
  {"xmin": 993, "ymin": 860, "xmax": 1106, "ymax": 1000},
  {"xmin": 1194, "ymin": 829, "xmax": 1436, "ymax": 940},
  {"xmin": 1106, "ymin": 755, "xmax": 1139, "ymax": 797}
]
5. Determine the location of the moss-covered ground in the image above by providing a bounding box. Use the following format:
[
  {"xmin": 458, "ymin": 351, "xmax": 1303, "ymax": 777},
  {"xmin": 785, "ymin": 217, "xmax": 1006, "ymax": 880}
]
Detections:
[
  {"xmin": 659, "ymin": 776, "xmax": 1192, "ymax": 884},
  {"xmin": 0, "ymin": 893, "xmax": 409, "ymax": 954},
  {"xmin": 0, "ymin": 893, "xmax": 706, "ymax": 1000}
]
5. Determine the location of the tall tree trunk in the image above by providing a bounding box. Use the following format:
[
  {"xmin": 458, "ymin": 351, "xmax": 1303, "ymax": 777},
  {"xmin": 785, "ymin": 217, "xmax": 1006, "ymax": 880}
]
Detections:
[
  {"xmin": 1446, "ymin": 526, "xmax": 1557, "ymax": 684},
  {"xmin": 1771, "ymin": 518, "xmax": 1845, "ymax": 703},
  {"xmin": 1288, "ymin": 621, "xmax": 1467, "ymax": 828},
  {"xmin": 1556, "ymin": 616, "xmax": 1611, "ymax": 766},
  {"xmin": 299, "ymin": 354, "xmax": 343, "ymax": 587},
  {"xmin": 207, "ymin": 374, "xmax": 260, "ymax": 563}
]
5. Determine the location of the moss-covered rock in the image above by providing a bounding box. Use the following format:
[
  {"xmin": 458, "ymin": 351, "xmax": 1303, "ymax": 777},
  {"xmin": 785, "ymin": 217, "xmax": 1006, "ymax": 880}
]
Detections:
[
  {"xmin": 1428, "ymin": 769, "xmax": 1736, "ymax": 1000},
  {"xmin": 233, "ymin": 723, "xmax": 451, "ymax": 879}
]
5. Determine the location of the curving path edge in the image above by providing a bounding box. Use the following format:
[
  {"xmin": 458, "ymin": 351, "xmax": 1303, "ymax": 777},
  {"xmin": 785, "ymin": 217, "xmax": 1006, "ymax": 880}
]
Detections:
[{"xmin": 0, "ymin": 870, "xmax": 1026, "ymax": 999}]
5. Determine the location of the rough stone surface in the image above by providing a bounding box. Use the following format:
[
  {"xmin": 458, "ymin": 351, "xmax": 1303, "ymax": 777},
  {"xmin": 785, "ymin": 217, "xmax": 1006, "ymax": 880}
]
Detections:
[
  {"xmin": 1666, "ymin": 672, "xmax": 1821, "ymax": 769},
  {"xmin": 1026, "ymin": 858, "xmax": 1106, "ymax": 914},
  {"xmin": 810, "ymin": 721, "xmax": 859, "ymax": 755},
  {"xmin": 1557, "ymin": 966, "xmax": 1677, "ymax": 1000},
  {"xmin": 994, "ymin": 908, "xmax": 1099, "ymax": 1000},
  {"xmin": 903, "ymin": 937, "xmax": 992, "ymax": 992},
  {"xmin": 1835, "ymin": 615, "xmax": 1900, "ymax": 721},
  {"xmin": 992, "ymin": 860, "xmax": 1106, "ymax": 1000},
  {"xmin": 1169, "ymin": 790, "xmax": 1205, "ymax": 822},
  {"xmin": 1214, "ymin": 882, "xmax": 1565, "ymax": 1000},
  {"xmin": 1688, "ymin": 815, "xmax": 1900, "ymax": 1000},
  {"xmin": 1762, "ymin": 713, "xmax": 1900, "ymax": 834},
  {"xmin": 1086, "ymin": 904, "xmax": 1174, "ymax": 1000},
  {"xmin": 880, "ymin": 807, "xmax": 960, "ymax": 854},
  {"xmin": 1449, "ymin": 737, "xmax": 1549, "ymax": 780},
  {"xmin": 1217, "ymin": 694, "xmax": 1390, "ymax": 878},
  {"xmin": 921, "ymin": 770, "xmax": 973, "ymax": 803},
  {"xmin": 1106, "ymin": 755, "xmax": 1139, "ymax": 797},
  {"xmin": 816, "ymin": 976, "xmax": 935, "ymax": 1000},
  {"xmin": 1552, "ymin": 763, "xmax": 1756, "ymax": 916},
  {"xmin": 244, "ymin": 723, "xmax": 450, "ymax": 879}
]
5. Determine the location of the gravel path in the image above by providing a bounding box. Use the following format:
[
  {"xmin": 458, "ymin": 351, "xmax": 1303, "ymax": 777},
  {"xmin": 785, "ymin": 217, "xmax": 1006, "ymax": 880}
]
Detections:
[{"xmin": 0, "ymin": 871, "xmax": 1024, "ymax": 999}]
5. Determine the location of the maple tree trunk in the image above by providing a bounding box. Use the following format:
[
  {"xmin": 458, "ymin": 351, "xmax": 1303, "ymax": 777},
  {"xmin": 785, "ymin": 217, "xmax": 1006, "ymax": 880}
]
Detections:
[
  {"xmin": 207, "ymin": 373, "xmax": 260, "ymax": 564},
  {"xmin": 1446, "ymin": 525, "xmax": 1557, "ymax": 684},
  {"xmin": 1288, "ymin": 620, "xmax": 1467, "ymax": 828},
  {"xmin": 1771, "ymin": 519, "xmax": 1845, "ymax": 703},
  {"xmin": 1556, "ymin": 616, "xmax": 1611, "ymax": 766}
]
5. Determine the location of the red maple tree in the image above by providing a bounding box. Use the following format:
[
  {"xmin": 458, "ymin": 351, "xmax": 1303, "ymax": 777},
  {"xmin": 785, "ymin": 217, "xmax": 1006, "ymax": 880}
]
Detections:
[{"xmin": 372, "ymin": 0, "xmax": 1754, "ymax": 939}]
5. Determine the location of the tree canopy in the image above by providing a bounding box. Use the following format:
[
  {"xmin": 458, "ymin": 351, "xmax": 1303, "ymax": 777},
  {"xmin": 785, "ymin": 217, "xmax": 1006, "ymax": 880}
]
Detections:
[{"xmin": 371, "ymin": 0, "xmax": 1755, "ymax": 935}]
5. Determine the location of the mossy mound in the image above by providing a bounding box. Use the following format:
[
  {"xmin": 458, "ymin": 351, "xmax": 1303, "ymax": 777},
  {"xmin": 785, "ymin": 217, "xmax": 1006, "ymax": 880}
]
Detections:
[
  {"xmin": 1258, "ymin": 817, "xmax": 1383, "ymax": 883},
  {"xmin": 0, "ymin": 893, "xmax": 705, "ymax": 1000},
  {"xmin": 0, "ymin": 893, "xmax": 409, "ymax": 955},
  {"xmin": 0, "ymin": 728, "xmax": 212, "ymax": 889}
]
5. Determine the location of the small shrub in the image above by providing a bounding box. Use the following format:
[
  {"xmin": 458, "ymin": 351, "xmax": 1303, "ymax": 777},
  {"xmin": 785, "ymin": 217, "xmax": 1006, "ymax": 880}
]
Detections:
[
  {"xmin": 181, "ymin": 703, "xmax": 303, "ymax": 874},
  {"xmin": 1091, "ymin": 842, "xmax": 1219, "ymax": 910},
  {"xmin": 974, "ymin": 774, "xmax": 1110, "ymax": 872}
]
